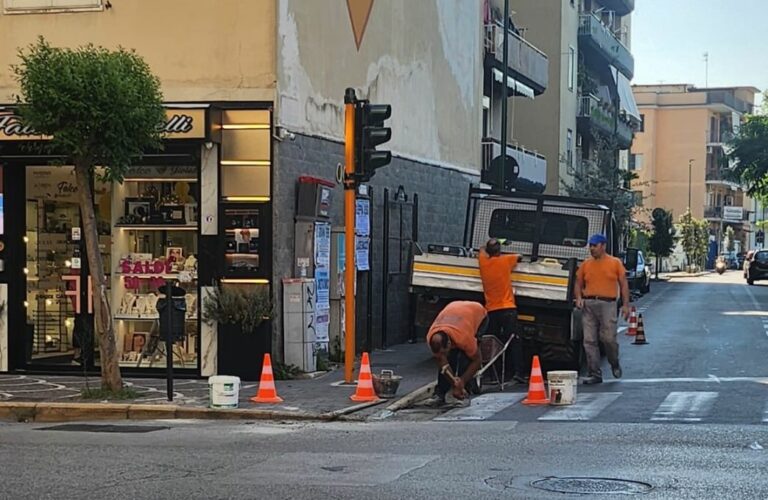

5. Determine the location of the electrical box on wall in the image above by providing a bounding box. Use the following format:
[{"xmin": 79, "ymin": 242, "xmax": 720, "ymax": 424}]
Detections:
[{"xmin": 296, "ymin": 176, "xmax": 334, "ymax": 219}]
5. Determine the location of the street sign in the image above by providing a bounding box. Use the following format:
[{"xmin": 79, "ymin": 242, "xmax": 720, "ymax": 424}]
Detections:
[{"xmin": 723, "ymin": 206, "xmax": 743, "ymax": 221}]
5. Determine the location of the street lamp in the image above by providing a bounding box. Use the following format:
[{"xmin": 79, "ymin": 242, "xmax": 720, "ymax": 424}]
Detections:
[{"xmin": 688, "ymin": 158, "xmax": 695, "ymax": 210}]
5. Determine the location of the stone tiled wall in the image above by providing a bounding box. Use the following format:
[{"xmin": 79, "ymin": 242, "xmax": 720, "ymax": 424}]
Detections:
[{"xmin": 271, "ymin": 133, "xmax": 477, "ymax": 358}]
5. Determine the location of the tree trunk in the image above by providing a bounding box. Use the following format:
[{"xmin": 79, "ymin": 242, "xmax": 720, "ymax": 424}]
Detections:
[
  {"xmin": 74, "ymin": 163, "xmax": 123, "ymax": 391},
  {"xmin": 655, "ymin": 254, "xmax": 660, "ymax": 280}
]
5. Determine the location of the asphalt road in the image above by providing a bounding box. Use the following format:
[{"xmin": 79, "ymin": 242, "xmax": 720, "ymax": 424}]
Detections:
[
  {"xmin": 418, "ymin": 271, "xmax": 768, "ymax": 426},
  {"xmin": 0, "ymin": 418, "xmax": 766, "ymax": 499},
  {"xmin": 1, "ymin": 271, "xmax": 767, "ymax": 499}
]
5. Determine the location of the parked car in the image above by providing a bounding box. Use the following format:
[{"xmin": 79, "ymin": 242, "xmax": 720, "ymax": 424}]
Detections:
[
  {"xmin": 626, "ymin": 250, "xmax": 651, "ymax": 294},
  {"xmin": 746, "ymin": 250, "xmax": 768, "ymax": 285}
]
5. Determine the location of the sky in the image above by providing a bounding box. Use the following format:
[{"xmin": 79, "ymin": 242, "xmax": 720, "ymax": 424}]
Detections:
[{"xmin": 632, "ymin": 0, "xmax": 766, "ymax": 95}]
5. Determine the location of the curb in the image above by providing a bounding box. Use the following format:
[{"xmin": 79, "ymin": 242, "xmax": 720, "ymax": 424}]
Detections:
[
  {"xmin": 385, "ymin": 381, "xmax": 436, "ymax": 412},
  {"xmin": 0, "ymin": 402, "xmax": 365, "ymax": 424}
]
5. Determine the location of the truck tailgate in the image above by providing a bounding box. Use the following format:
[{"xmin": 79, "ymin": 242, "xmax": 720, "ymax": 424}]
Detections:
[{"xmin": 411, "ymin": 253, "xmax": 572, "ymax": 302}]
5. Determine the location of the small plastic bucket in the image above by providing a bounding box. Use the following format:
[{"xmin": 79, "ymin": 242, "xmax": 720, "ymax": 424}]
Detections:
[
  {"xmin": 208, "ymin": 375, "xmax": 240, "ymax": 408},
  {"xmin": 547, "ymin": 370, "xmax": 578, "ymax": 405}
]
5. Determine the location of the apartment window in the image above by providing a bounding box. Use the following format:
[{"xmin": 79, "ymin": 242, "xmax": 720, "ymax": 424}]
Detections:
[
  {"xmin": 639, "ymin": 114, "xmax": 645, "ymax": 132},
  {"xmin": 630, "ymin": 153, "xmax": 643, "ymax": 171},
  {"xmin": 567, "ymin": 129, "xmax": 574, "ymax": 169},
  {"xmin": 3, "ymin": 0, "xmax": 102, "ymax": 13},
  {"xmin": 568, "ymin": 46, "xmax": 576, "ymax": 92}
]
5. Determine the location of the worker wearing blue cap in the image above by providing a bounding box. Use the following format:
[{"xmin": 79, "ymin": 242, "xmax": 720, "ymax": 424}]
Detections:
[{"xmin": 574, "ymin": 233, "xmax": 630, "ymax": 385}]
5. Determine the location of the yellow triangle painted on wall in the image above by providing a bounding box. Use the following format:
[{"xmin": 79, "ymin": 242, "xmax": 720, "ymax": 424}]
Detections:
[{"xmin": 346, "ymin": 0, "xmax": 375, "ymax": 50}]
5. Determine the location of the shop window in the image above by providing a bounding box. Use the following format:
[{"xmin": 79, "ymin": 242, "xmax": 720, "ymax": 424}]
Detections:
[
  {"xmin": 112, "ymin": 166, "xmax": 200, "ymax": 369},
  {"xmin": 3, "ymin": 0, "xmax": 102, "ymax": 13},
  {"xmin": 220, "ymin": 109, "xmax": 271, "ymax": 201}
]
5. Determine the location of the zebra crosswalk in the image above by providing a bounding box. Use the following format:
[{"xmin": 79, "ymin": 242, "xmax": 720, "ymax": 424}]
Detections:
[{"xmin": 433, "ymin": 389, "xmax": 768, "ymax": 424}]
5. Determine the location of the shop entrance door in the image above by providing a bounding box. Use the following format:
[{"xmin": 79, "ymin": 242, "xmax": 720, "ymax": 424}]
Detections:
[{"xmin": 24, "ymin": 166, "xmax": 107, "ymax": 368}]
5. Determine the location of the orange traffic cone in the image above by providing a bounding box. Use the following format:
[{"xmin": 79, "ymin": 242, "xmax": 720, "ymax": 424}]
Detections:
[
  {"xmin": 633, "ymin": 314, "xmax": 649, "ymax": 345},
  {"xmin": 522, "ymin": 355, "xmax": 550, "ymax": 405},
  {"xmin": 350, "ymin": 352, "xmax": 380, "ymax": 402},
  {"xmin": 250, "ymin": 353, "xmax": 283, "ymax": 403},
  {"xmin": 626, "ymin": 306, "xmax": 638, "ymax": 336}
]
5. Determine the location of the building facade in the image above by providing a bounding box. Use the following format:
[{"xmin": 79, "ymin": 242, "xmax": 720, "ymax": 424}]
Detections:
[
  {"xmin": 631, "ymin": 84, "xmax": 759, "ymax": 256},
  {"xmin": 0, "ymin": 0, "xmax": 486, "ymax": 377},
  {"xmin": 508, "ymin": 0, "xmax": 639, "ymax": 194}
]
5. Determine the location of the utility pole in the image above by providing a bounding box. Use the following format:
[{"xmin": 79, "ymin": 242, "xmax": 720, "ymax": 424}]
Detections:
[
  {"xmin": 703, "ymin": 52, "xmax": 709, "ymax": 87},
  {"xmin": 343, "ymin": 89, "xmax": 357, "ymax": 384},
  {"xmin": 499, "ymin": 0, "xmax": 510, "ymax": 190}
]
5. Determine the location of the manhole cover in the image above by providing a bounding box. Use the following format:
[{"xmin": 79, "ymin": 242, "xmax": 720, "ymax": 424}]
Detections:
[
  {"xmin": 38, "ymin": 424, "xmax": 169, "ymax": 433},
  {"xmin": 531, "ymin": 477, "xmax": 652, "ymax": 495}
]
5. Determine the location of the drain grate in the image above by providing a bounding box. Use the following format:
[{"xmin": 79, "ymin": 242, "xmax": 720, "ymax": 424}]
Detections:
[
  {"xmin": 37, "ymin": 424, "xmax": 169, "ymax": 433},
  {"xmin": 531, "ymin": 477, "xmax": 652, "ymax": 495}
]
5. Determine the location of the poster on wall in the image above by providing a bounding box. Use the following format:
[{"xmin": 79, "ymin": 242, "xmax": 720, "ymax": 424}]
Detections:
[{"xmin": 355, "ymin": 198, "xmax": 370, "ymax": 271}]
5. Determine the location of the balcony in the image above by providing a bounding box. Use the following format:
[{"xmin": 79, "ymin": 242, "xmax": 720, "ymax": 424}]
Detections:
[
  {"xmin": 704, "ymin": 205, "xmax": 749, "ymax": 221},
  {"xmin": 578, "ymin": 13, "xmax": 634, "ymax": 79},
  {"xmin": 484, "ymin": 22, "xmax": 549, "ymax": 96},
  {"xmin": 599, "ymin": 0, "xmax": 635, "ymax": 15},
  {"xmin": 707, "ymin": 128, "xmax": 735, "ymax": 147},
  {"xmin": 707, "ymin": 91, "xmax": 753, "ymax": 114},
  {"xmin": 577, "ymin": 95, "xmax": 614, "ymax": 136},
  {"xmin": 481, "ymin": 138, "xmax": 547, "ymax": 193}
]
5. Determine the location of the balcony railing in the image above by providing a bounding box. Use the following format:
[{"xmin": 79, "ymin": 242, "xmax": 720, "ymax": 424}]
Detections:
[
  {"xmin": 708, "ymin": 129, "xmax": 735, "ymax": 145},
  {"xmin": 578, "ymin": 13, "xmax": 634, "ymax": 79},
  {"xmin": 599, "ymin": 0, "xmax": 635, "ymax": 16},
  {"xmin": 484, "ymin": 22, "xmax": 548, "ymax": 95},
  {"xmin": 481, "ymin": 138, "xmax": 547, "ymax": 193},
  {"xmin": 707, "ymin": 91, "xmax": 753, "ymax": 114},
  {"xmin": 577, "ymin": 95, "xmax": 614, "ymax": 136},
  {"xmin": 616, "ymin": 118, "xmax": 634, "ymax": 149}
]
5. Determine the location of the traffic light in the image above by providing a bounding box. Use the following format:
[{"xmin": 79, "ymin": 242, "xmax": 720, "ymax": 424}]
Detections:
[
  {"xmin": 757, "ymin": 230, "xmax": 765, "ymax": 245},
  {"xmin": 354, "ymin": 101, "xmax": 392, "ymax": 182}
]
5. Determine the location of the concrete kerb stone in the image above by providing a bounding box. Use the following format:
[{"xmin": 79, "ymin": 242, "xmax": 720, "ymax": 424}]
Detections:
[
  {"xmin": 0, "ymin": 401, "xmax": 367, "ymax": 424},
  {"xmin": 385, "ymin": 382, "xmax": 436, "ymax": 412}
]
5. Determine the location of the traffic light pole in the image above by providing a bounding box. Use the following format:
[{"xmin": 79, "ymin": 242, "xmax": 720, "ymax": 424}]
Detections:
[{"xmin": 343, "ymin": 88, "xmax": 357, "ymax": 384}]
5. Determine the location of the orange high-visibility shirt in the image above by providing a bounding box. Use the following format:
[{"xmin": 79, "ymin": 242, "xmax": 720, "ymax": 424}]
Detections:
[{"xmin": 478, "ymin": 251, "xmax": 519, "ymax": 311}]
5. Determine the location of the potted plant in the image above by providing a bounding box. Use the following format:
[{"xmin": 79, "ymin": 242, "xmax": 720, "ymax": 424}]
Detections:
[{"xmin": 202, "ymin": 285, "xmax": 273, "ymax": 381}]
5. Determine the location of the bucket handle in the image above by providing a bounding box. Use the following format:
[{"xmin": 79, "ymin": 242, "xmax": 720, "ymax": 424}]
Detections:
[{"xmin": 380, "ymin": 369, "xmax": 394, "ymax": 379}]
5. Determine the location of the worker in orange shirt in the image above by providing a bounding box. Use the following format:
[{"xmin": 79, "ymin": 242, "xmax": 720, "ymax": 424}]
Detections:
[
  {"xmin": 574, "ymin": 233, "xmax": 631, "ymax": 385},
  {"xmin": 426, "ymin": 300, "xmax": 487, "ymax": 406},
  {"xmin": 478, "ymin": 238, "xmax": 527, "ymax": 384}
]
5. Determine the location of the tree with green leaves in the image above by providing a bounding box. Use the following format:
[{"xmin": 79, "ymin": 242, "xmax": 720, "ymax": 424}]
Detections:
[
  {"xmin": 679, "ymin": 209, "xmax": 709, "ymax": 272},
  {"xmin": 649, "ymin": 208, "xmax": 676, "ymax": 278},
  {"xmin": 13, "ymin": 38, "xmax": 165, "ymax": 391},
  {"xmin": 725, "ymin": 114, "xmax": 768, "ymax": 202}
]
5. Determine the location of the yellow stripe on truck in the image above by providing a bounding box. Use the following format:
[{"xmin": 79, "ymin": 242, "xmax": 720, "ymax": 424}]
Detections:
[{"xmin": 412, "ymin": 262, "xmax": 569, "ymax": 287}]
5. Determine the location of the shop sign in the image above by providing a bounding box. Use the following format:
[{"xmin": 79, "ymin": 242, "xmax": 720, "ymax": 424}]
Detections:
[
  {"xmin": 0, "ymin": 107, "xmax": 208, "ymax": 141},
  {"xmin": 120, "ymin": 258, "xmax": 175, "ymax": 290}
]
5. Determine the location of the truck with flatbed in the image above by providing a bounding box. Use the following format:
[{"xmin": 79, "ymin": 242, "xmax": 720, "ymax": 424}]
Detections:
[{"xmin": 409, "ymin": 186, "xmax": 623, "ymax": 374}]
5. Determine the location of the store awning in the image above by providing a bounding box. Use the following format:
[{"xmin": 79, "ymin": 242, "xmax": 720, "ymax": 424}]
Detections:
[
  {"xmin": 493, "ymin": 68, "xmax": 535, "ymax": 99},
  {"xmin": 612, "ymin": 67, "xmax": 641, "ymax": 123}
]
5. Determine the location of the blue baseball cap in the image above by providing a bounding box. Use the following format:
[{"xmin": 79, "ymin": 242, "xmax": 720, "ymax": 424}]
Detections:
[{"xmin": 588, "ymin": 234, "xmax": 607, "ymax": 245}]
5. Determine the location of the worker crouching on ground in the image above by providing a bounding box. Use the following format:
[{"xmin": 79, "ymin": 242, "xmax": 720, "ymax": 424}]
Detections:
[{"xmin": 425, "ymin": 300, "xmax": 487, "ymax": 407}]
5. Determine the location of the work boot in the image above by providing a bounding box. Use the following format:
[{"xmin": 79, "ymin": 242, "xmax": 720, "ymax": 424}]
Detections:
[
  {"xmin": 422, "ymin": 393, "xmax": 446, "ymax": 408},
  {"xmin": 582, "ymin": 375, "xmax": 603, "ymax": 385},
  {"xmin": 612, "ymin": 364, "xmax": 623, "ymax": 379}
]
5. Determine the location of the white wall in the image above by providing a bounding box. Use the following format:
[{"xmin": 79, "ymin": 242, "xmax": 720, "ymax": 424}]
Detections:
[{"xmin": 276, "ymin": 0, "xmax": 483, "ymax": 173}]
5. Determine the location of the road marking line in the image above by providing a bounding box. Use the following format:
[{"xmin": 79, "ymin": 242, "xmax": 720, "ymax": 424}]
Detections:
[
  {"xmin": 651, "ymin": 391, "xmax": 718, "ymax": 422},
  {"xmin": 433, "ymin": 393, "xmax": 525, "ymax": 421},
  {"xmin": 537, "ymin": 393, "xmax": 622, "ymax": 421},
  {"xmin": 609, "ymin": 376, "xmax": 768, "ymax": 384}
]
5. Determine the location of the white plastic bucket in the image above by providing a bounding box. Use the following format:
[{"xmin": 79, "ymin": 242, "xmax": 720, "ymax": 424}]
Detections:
[
  {"xmin": 208, "ymin": 375, "xmax": 240, "ymax": 409},
  {"xmin": 547, "ymin": 370, "xmax": 578, "ymax": 406}
]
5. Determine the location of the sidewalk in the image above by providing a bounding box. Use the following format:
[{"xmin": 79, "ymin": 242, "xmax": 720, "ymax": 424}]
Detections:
[{"xmin": 0, "ymin": 341, "xmax": 436, "ymax": 423}]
